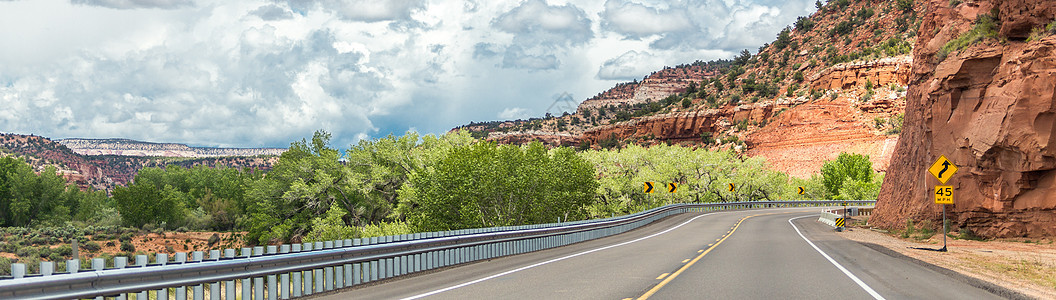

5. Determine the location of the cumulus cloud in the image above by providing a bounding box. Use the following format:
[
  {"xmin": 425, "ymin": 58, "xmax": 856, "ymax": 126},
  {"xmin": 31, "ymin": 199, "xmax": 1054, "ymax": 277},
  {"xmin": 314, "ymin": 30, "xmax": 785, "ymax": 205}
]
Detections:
[
  {"xmin": 0, "ymin": 0, "xmax": 817, "ymax": 147},
  {"xmin": 489, "ymin": 0, "xmax": 593, "ymax": 70},
  {"xmin": 281, "ymin": 0, "xmax": 425, "ymax": 23},
  {"xmin": 250, "ymin": 4, "xmax": 293, "ymax": 20},
  {"xmin": 492, "ymin": 0, "xmax": 593, "ymax": 45},
  {"xmin": 71, "ymin": 0, "xmax": 194, "ymax": 9},
  {"xmin": 596, "ymin": 50, "xmax": 665, "ymax": 80},
  {"xmin": 600, "ymin": 0, "xmax": 693, "ymax": 38},
  {"xmin": 599, "ymin": 0, "xmax": 813, "ymax": 51},
  {"xmin": 498, "ymin": 107, "xmax": 530, "ymax": 120}
]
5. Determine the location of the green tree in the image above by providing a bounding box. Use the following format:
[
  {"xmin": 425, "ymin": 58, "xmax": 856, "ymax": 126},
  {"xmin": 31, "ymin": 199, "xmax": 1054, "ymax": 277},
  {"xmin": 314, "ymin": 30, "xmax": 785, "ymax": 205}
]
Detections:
[
  {"xmin": 820, "ymin": 153, "xmax": 876, "ymax": 199},
  {"xmin": 398, "ymin": 142, "xmax": 598, "ymax": 231},
  {"xmin": 244, "ymin": 130, "xmax": 353, "ymax": 244}
]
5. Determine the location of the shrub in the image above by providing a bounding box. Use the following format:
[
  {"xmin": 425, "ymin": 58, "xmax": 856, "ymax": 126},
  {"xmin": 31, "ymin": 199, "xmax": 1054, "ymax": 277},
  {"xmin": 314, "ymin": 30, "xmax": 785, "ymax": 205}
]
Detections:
[
  {"xmin": 831, "ymin": 21, "xmax": 854, "ymax": 36},
  {"xmin": 897, "ymin": 0, "xmax": 914, "ymax": 12},
  {"xmin": 120, "ymin": 240, "xmax": 136, "ymax": 252},
  {"xmin": 82, "ymin": 241, "xmax": 101, "ymax": 253},
  {"xmin": 938, "ymin": 14, "xmax": 998, "ymax": 60}
]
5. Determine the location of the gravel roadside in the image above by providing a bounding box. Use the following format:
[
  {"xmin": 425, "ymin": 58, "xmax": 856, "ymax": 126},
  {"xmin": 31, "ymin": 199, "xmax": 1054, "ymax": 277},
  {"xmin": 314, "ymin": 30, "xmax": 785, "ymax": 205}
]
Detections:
[{"xmin": 836, "ymin": 220, "xmax": 1056, "ymax": 300}]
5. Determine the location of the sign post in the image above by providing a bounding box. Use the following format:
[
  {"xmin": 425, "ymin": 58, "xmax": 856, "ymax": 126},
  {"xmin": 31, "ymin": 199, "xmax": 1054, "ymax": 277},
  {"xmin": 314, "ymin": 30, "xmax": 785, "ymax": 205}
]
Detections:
[{"xmin": 929, "ymin": 155, "xmax": 958, "ymax": 252}]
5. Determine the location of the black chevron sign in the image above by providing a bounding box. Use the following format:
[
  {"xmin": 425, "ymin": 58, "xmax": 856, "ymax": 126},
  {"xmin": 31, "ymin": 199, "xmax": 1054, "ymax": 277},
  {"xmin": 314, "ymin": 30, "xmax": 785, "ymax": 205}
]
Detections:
[
  {"xmin": 667, "ymin": 182, "xmax": 678, "ymax": 193},
  {"xmin": 644, "ymin": 182, "xmax": 654, "ymax": 193},
  {"xmin": 797, "ymin": 186, "xmax": 805, "ymax": 195}
]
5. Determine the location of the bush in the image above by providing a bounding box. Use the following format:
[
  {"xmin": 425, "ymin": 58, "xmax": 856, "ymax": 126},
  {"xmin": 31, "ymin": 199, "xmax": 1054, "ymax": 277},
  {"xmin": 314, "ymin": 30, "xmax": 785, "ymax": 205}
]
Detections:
[
  {"xmin": 938, "ymin": 14, "xmax": 998, "ymax": 60},
  {"xmin": 82, "ymin": 241, "xmax": 101, "ymax": 253},
  {"xmin": 897, "ymin": 0, "xmax": 914, "ymax": 12},
  {"xmin": 821, "ymin": 153, "xmax": 877, "ymax": 199},
  {"xmin": 120, "ymin": 240, "xmax": 136, "ymax": 252},
  {"xmin": 831, "ymin": 21, "xmax": 853, "ymax": 36}
]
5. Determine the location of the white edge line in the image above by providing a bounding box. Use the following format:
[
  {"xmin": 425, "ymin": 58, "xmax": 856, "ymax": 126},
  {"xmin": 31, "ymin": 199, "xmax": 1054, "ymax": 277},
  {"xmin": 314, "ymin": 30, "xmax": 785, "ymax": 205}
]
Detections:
[
  {"xmin": 789, "ymin": 215, "xmax": 886, "ymax": 300},
  {"xmin": 401, "ymin": 212, "xmax": 718, "ymax": 300}
]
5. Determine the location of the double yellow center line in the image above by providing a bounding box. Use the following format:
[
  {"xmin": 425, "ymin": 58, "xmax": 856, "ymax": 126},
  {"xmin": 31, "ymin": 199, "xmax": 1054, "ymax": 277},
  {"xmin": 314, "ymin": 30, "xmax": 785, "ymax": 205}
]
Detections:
[{"xmin": 635, "ymin": 212, "xmax": 785, "ymax": 300}]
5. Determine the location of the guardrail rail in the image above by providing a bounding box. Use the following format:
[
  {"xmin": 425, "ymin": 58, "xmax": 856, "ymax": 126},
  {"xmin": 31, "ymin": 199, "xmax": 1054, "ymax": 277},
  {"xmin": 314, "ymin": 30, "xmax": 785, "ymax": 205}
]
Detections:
[{"xmin": 0, "ymin": 200, "xmax": 875, "ymax": 300}]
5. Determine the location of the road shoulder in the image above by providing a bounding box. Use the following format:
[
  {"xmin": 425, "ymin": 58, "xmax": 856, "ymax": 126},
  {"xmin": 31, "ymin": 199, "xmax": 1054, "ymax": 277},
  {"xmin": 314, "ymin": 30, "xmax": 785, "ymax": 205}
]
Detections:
[{"xmin": 837, "ymin": 225, "xmax": 1054, "ymax": 300}]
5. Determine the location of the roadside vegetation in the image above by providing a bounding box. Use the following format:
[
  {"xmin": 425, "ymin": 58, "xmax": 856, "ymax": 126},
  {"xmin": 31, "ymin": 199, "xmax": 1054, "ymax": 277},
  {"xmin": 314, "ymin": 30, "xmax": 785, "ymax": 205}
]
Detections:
[{"xmin": 1, "ymin": 130, "xmax": 884, "ymax": 275}]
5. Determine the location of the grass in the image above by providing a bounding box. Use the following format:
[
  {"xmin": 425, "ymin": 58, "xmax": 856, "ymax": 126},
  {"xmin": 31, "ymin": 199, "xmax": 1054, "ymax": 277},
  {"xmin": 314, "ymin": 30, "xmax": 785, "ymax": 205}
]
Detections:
[
  {"xmin": 967, "ymin": 255, "xmax": 1056, "ymax": 289},
  {"xmin": 938, "ymin": 14, "xmax": 999, "ymax": 60},
  {"xmin": 901, "ymin": 219, "xmax": 936, "ymax": 241}
]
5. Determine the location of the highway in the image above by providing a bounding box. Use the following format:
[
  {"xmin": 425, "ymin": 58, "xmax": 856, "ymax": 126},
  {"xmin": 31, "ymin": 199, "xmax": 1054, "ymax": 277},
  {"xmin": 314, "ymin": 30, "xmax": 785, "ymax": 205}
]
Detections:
[{"xmin": 315, "ymin": 207, "xmax": 1005, "ymax": 299}]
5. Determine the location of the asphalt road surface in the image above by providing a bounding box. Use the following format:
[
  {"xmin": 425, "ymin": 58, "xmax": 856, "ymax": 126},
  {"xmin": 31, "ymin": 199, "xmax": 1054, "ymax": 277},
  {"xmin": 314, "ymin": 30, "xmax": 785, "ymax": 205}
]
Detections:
[{"xmin": 314, "ymin": 207, "xmax": 1006, "ymax": 300}]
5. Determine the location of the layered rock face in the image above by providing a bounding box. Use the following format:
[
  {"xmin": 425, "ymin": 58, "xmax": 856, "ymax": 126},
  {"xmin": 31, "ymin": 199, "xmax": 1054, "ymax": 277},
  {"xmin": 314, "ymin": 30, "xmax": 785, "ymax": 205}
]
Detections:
[
  {"xmin": 577, "ymin": 66, "xmax": 715, "ymax": 111},
  {"xmin": 810, "ymin": 56, "xmax": 913, "ymax": 90},
  {"xmin": 746, "ymin": 98, "xmax": 902, "ymax": 179},
  {"xmin": 58, "ymin": 138, "xmax": 286, "ymax": 158},
  {"xmin": 488, "ymin": 131, "xmax": 579, "ymax": 146},
  {"xmin": 873, "ymin": 0, "xmax": 1056, "ymax": 237}
]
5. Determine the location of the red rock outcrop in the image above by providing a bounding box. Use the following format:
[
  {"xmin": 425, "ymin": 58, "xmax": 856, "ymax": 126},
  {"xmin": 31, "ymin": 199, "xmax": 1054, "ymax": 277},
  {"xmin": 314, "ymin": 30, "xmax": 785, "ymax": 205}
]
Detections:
[
  {"xmin": 487, "ymin": 131, "xmax": 579, "ymax": 146},
  {"xmin": 810, "ymin": 56, "xmax": 913, "ymax": 90},
  {"xmin": 747, "ymin": 98, "xmax": 902, "ymax": 178},
  {"xmin": 578, "ymin": 65, "xmax": 717, "ymax": 112},
  {"xmin": 873, "ymin": 0, "xmax": 1056, "ymax": 237},
  {"xmin": 580, "ymin": 99, "xmax": 797, "ymax": 145}
]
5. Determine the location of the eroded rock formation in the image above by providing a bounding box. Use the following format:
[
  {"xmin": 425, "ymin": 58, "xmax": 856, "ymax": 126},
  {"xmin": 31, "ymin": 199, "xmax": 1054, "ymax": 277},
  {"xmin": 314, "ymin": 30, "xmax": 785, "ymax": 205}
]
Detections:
[
  {"xmin": 872, "ymin": 0, "xmax": 1056, "ymax": 237},
  {"xmin": 810, "ymin": 56, "xmax": 913, "ymax": 91}
]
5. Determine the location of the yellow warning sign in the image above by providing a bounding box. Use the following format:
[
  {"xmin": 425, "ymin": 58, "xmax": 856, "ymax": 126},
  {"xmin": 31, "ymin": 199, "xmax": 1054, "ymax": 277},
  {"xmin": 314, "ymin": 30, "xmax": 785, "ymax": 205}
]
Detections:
[
  {"xmin": 935, "ymin": 185, "xmax": 954, "ymax": 204},
  {"xmin": 667, "ymin": 182, "xmax": 678, "ymax": 193},
  {"xmin": 929, "ymin": 155, "xmax": 958, "ymax": 184},
  {"xmin": 728, "ymin": 183, "xmax": 735, "ymax": 192},
  {"xmin": 644, "ymin": 182, "xmax": 655, "ymax": 193}
]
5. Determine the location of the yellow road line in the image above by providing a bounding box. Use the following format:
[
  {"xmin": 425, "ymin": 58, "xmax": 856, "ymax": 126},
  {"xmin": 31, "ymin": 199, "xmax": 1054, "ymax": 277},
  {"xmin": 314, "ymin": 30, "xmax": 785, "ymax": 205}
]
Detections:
[
  {"xmin": 655, "ymin": 273, "xmax": 669, "ymax": 280},
  {"xmin": 636, "ymin": 212, "xmax": 787, "ymax": 300},
  {"xmin": 681, "ymin": 259, "xmax": 690, "ymax": 263},
  {"xmin": 697, "ymin": 249, "xmax": 703, "ymax": 253}
]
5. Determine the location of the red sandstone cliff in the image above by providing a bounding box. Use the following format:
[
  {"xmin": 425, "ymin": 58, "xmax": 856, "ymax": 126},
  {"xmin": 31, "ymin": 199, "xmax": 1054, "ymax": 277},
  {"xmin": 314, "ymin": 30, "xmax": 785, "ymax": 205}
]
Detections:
[{"xmin": 872, "ymin": 0, "xmax": 1056, "ymax": 237}]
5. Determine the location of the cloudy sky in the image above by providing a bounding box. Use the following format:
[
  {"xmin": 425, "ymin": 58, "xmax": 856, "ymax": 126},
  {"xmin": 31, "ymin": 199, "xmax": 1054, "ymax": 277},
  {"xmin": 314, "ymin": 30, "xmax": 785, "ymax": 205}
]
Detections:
[{"xmin": 0, "ymin": 0, "xmax": 815, "ymax": 148}]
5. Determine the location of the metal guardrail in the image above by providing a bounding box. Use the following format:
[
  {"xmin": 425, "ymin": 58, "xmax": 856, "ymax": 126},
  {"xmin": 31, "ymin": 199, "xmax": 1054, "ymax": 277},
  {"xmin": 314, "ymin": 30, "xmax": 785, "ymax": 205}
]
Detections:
[{"xmin": 0, "ymin": 200, "xmax": 875, "ymax": 300}]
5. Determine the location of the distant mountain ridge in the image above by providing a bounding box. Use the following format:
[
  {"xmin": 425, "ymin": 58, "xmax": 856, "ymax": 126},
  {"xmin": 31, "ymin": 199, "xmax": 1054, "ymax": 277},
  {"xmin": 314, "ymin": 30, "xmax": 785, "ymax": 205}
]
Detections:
[{"xmin": 57, "ymin": 138, "xmax": 286, "ymax": 158}]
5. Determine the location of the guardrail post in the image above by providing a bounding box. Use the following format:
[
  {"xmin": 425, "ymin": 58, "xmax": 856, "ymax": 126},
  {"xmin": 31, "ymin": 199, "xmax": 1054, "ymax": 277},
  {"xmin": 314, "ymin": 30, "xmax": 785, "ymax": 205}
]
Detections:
[
  {"xmin": 369, "ymin": 237, "xmax": 379, "ymax": 282},
  {"xmin": 210, "ymin": 250, "xmax": 222, "ymax": 300},
  {"xmin": 343, "ymin": 239, "xmax": 353, "ymax": 287},
  {"xmin": 291, "ymin": 244, "xmax": 302, "ymax": 297},
  {"xmin": 253, "ymin": 247, "xmax": 264, "ymax": 300},
  {"xmin": 352, "ymin": 239, "xmax": 362, "ymax": 285},
  {"xmin": 323, "ymin": 241, "xmax": 334, "ymax": 291},
  {"xmin": 224, "ymin": 249, "xmax": 235, "ymax": 300},
  {"xmin": 334, "ymin": 244, "xmax": 344, "ymax": 289},
  {"xmin": 92, "ymin": 258, "xmax": 105, "ymax": 300},
  {"xmin": 174, "ymin": 252, "xmax": 187, "ymax": 300},
  {"xmin": 39, "ymin": 261, "xmax": 53, "ymax": 276},
  {"xmin": 136, "ymin": 255, "xmax": 148, "ymax": 300},
  {"xmin": 392, "ymin": 236, "xmax": 402, "ymax": 277},
  {"xmin": 105, "ymin": 258, "xmax": 124, "ymax": 300},
  {"xmin": 266, "ymin": 246, "xmax": 277, "ymax": 300},
  {"xmin": 302, "ymin": 243, "xmax": 313, "ymax": 295},
  {"xmin": 11, "ymin": 263, "xmax": 24, "ymax": 279},
  {"xmin": 192, "ymin": 251, "xmax": 204, "ymax": 300},
  {"xmin": 314, "ymin": 242, "xmax": 324, "ymax": 293},
  {"xmin": 279, "ymin": 245, "xmax": 290, "ymax": 299},
  {"xmin": 154, "ymin": 254, "xmax": 167, "ymax": 300},
  {"xmin": 383, "ymin": 237, "xmax": 393, "ymax": 279},
  {"xmin": 399, "ymin": 236, "xmax": 408, "ymax": 276},
  {"xmin": 240, "ymin": 248, "xmax": 252, "ymax": 300}
]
